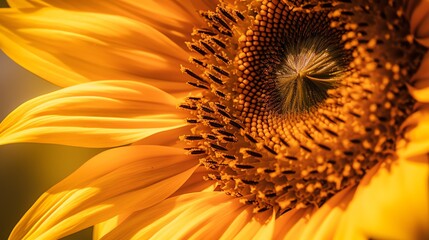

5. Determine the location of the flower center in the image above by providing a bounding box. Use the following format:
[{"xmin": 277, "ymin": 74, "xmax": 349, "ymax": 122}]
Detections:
[
  {"xmin": 180, "ymin": 0, "xmax": 426, "ymax": 214},
  {"xmin": 272, "ymin": 36, "xmax": 345, "ymax": 114}
]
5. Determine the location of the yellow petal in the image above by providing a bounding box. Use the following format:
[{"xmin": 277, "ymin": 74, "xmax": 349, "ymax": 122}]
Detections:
[
  {"xmin": 299, "ymin": 186, "xmax": 356, "ymax": 240},
  {"xmin": 9, "ymin": 145, "xmax": 199, "ymax": 240},
  {"xmin": 7, "ymin": 0, "xmax": 217, "ymax": 49},
  {"xmin": 231, "ymin": 209, "xmax": 275, "ymax": 240},
  {"xmin": 101, "ymin": 192, "xmax": 275, "ymax": 240},
  {"xmin": 409, "ymin": 52, "xmax": 429, "ymax": 103},
  {"xmin": 409, "ymin": 0, "xmax": 429, "ymax": 47},
  {"xmin": 93, "ymin": 166, "xmax": 216, "ymax": 239},
  {"xmin": 6, "ymin": 0, "xmax": 34, "ymax": 8},
  {"xmin": 170, "ymin": 166, "xmax": 216, "ymax": 197},
  {"xmin": 0, "ymin": 80, "xmax": 187, "ymax": 147},
  {"xmin": 411, "ymin": 52, "xmax": 429, "ymax": 85},
  {"xmin": 7, "ymin": 0, "xmax": 217, "ymax": 26},
  {"xmin": 93, "ymin": 214, "xmax": 131, "ymax": 240},
  {"xmin": 6, "ymin": 0, "xmax": 224, "ymax": 62},
  {"xmin": 274, "ymin": 187, "xmax": 354, "ymax": 240},
  {"xmin": 398, "ymin": 105, "xmax": 429, "ymax": 158},
  {"xmin": 334, "ymin": 155, "xmax": 429, "ymax": 240},
  {"xmin": 409, "ymin": 83, "xmax": 429, "ymax": 102},
  {"xmin": 132, "ymin": 124, "xmax": 192, "ymax": 147},
  {"xmin": 0, "ymin": 8, "xmax": 194, "ymax": 95},
  {"xmin": 273, "ymin": 208, "xmax": 313, "ymax": 240}
]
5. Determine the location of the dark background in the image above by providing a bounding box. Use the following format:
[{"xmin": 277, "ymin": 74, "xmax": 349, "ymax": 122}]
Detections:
[{"xmin": 0, "ymin": 1, "xmax": 103, "ymax": 239}]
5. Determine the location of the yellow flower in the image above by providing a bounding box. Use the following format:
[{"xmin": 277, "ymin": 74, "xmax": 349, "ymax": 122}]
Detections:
[{"xmin": 1, "ymin": 0, "xmax": 428, "ymax": 239}]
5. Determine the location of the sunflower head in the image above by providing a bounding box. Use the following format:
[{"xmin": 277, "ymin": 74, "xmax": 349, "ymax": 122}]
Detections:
[
  {"xmin": 180, "ymin": 0, "xmax": 426, "ymax": 214},
  {"xmin": 0, "ymin": 0, "xmax": 428, "ymax": 239}
]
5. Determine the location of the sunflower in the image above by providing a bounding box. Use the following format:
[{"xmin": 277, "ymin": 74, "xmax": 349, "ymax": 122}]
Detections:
[{"xmin": 1, "ymin": 0, "xmax": 428, "ymax": 239}]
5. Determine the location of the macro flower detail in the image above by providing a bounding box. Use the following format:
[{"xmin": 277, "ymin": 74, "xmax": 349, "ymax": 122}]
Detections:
[
  {"xmin": 181, "ymin": 0, "xmax": 425, "ymax": 213},
  {"xmin": 0, "ymin": 0, "xmax": 428, "ymax": 240}
]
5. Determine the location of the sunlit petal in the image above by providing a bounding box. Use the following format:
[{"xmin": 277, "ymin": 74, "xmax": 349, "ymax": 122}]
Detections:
[
  {"xmin": 93, "ymin": 166, "xmax": 214, "ymax": 240},
  {"xmin": 9, "ymin": 145, "xmax": 199, "ymax": 240},
  {"xmin": 0, "ymin": 80, "xmax": 187, "ymax": 147},
  {"xmin": 398, "ymin": 105, "xmax": 429, "ymax": 158},
  {"xmin": 273, "ymin": 208, "xmax": 313, "ymax": 240},
  {"xmin": 334, "ymin": 155, "xmax": 429, "ymax": 239},
  {"xmin": 101, "ymin": 192, "xmax": 275, "ymax": 240},
  {"xmin": 170, "ymin": 166, "xmax": 216, "ymax": 197},
  {"xmin": 409, "ymin": 0, "xmax": 429, "ymax": 47},
  {"xmin": 0, "ymin": 8, "xmax": 194, "ymax": 95},
  {"xmin": 298, "ymin": 186, "xmax": 357, "ymax": 240}
]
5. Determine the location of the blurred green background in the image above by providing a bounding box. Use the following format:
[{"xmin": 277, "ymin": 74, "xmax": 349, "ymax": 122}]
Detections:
[{"xmin": 0, "ymin": 1, "xmax": 103, "ymax": 239}]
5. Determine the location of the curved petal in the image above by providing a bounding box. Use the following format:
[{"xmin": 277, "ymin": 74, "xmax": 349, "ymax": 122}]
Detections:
[
  {"xmin": 334, "ymin": 155, "xmax": 429, "ymax": 240},
  {"xmin": 132, "ymin": 125, "xmax": 192, "ymax": 147},
  {"xmin": 398, "ymin": 105, "xmax": 429, "ymax": 158},
  {"xmin": 298, "ymin": 186, "xmax": 357, "ymax": 240},
  {"xmin": 93, "ymin": 214, "xmax": 132, "ymax": 240},
  {"xmin": 6, "ymin": 0, "xmax": 217, "ymax": 25},
  {"xmin": 411, "ymin": 52, "xmax": 429, "ymax": 86},
  {"xmin": 9, "ymin": 145, "xmax": 199, "ymax": 240},
  {"xmin": 273, "ymin": 207, "xmax": 314, "ymax": 240},
  {"xmin": 93, "ymin": 166, "xmax": 215, "ymax": 239},
  {"xmin": 0, "ymin": 8, "xmax": 194, "ymax": 95},
  {"xmin": 231, "ymin": 209, "xmax": 275, "ymax": 240},
  {"xmin": 170, "ymin": 166, "xmax": 216, "ymax": 197},
  {"xmin": 409, "ymin": 52, "xmax": 429, "ymax": 103},
  {"xmin": 273, "ymin": 186, "xmax": 356, "ymax": 240},
  {"xmin": 101, "ymin": 192, "xmax": 275, "ymax": 240},
  {"xmin": 408, "ymin": 84, "xmax": 429, "ymax": 103},
  {"xmin": 7, "ymin": 0, "xmax": 218, "ymax": 49},
  {"xmin": 0, "ymin": 80, "xmax": 187, "ymax": 148},
  {"xmin": 409, "ymin": 0, "xmax": 429, "ymax": 47}
]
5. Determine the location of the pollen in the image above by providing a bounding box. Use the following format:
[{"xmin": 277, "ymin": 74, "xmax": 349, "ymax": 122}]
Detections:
[{"xmin": 180, "ymin": 0, "xmax": 426, "ymax": 215}]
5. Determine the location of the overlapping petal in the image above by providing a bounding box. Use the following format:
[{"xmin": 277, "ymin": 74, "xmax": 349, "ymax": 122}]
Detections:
[
  {"xmin": 273, "ymin": 208, "xmax": 314, "ymax": 240},
  {"xmin": 334, "ymin": 154, "xmax": 429, "ymax": 239},
  {"xmin": 274, "ymin": 156, "xmax": 428, "ymax": 240},
  {"xmin": 0, "ymin": 80, "xmax": 187, "ymax": 147},
  {"xmin": 0, "ymin": 7, "xmax": 194, "ymax": 95},
  {"xmin": 9, "ymin": 145, "xmax": 199, "ymax": 240},
  {"xmin": 92, "ymin": 166, "xmax": 215, "ymax": 240},
  {"xmin": 169, "ymin": 166, "xmax": 216, "ymax": 197},
  {"xmin": 410, "ymin": 52, "xmax": 429, "ymax": 102},
  {"xmin": 409, "ymin": 0, "xmax": 429, "ymax": 47},
  {"xmin": 100, "ymin": 192, "xmax": 275, "ymax": 240},
  {"xmin": 273, "ymin": 186, "xmax": 355, "ymax": 240},
  {"xmin": 398, "ymin": 105, "xmax": 429, "ymax": 158},
  {"xmin": 7, "ymin": 0, "xmax": 218, "ymax": 49},
  {"xmin": 298, "ymin": 186, "xmax": 356, "ymax": 240}
]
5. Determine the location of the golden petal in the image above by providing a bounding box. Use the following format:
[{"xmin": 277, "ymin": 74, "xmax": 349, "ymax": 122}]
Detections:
[
  {"xmin": 93, "ymin": 214, "xmax": 131, "ymax": 240},
  {"xmin": 273, "ymin": 186, "xmax": 355, "ymax": 240},
  {"xmin": 411, "ymin": 52, "xmax": 429, "ymax": 89},
  {"xmin": 7, "ymin": 1, "xmax": 220, "ymax": 53},
  {"xmin": 100, "ymin": 192, "xmax": 275, "ymax": 240},
  {"xmin": 170, "ymin": 166, "xmax": 216, "ymax": 197},
  {"xmin": 299, "ymin": 186, "xmax": 356, "ymax": 240},
  {"xmin": 398, "ymin": 105, "xmax": 429, "ymax": 158},
  {"xmin": 274, "ymin": 207, "xmax": 315, "ymax": 240},
  {"xmin": 273, "ymin": 208, "xmax": 313, "ymax": 240},
  {"xmin": 0, "ymin": 8, "xmax": 194, "ymax": 95},
  {"xmin": 0, "ymin": 80, "xmax": 187, "ymax": 147},
  {"xmin": 9, "ymin": 145, "xmax": 199, "ymax": 240},
  {"xmin": 231, "ymin": 209, "xmax": 275, "ymax": 240},
  {"xmin": 7, "ymin": 0, "xmax": 216, "ymax": 27},
  {"xmin": 132, "ymin": 125, "xmax": 193, "ymax": 147},
  {"xmin": 93, "ymin": 166, "xmax": 216, "ymax": 239},
  {"xmin": 334, "ymin": 155, "xmax": 429, "ymax": 239},
  {"xmin": 409, "ymin": 0, "xmax": 429, "ymax": 47}
]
